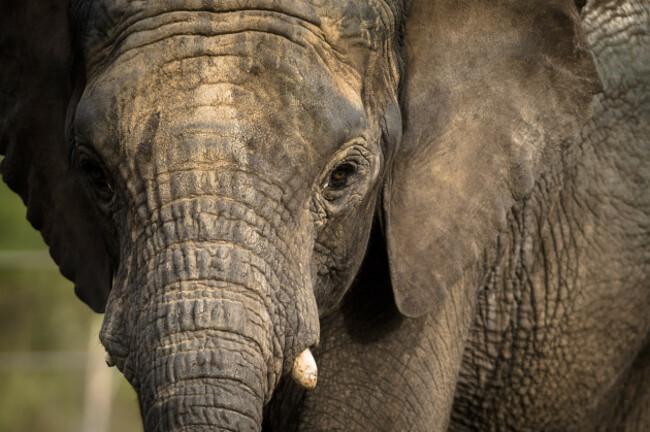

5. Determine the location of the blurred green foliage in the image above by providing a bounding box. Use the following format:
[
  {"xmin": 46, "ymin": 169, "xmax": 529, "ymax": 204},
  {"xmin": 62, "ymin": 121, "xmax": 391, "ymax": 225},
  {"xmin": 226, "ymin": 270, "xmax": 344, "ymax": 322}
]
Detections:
[{"xmin": 0, "ymin": 171, "xmax": 141, "ymax": 431}]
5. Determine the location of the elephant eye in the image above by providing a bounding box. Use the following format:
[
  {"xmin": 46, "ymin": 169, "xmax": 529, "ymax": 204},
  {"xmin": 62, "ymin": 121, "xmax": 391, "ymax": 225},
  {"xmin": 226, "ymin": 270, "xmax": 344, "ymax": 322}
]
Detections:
[
  {"xmin": 78, "ymin": 153, "xmax": 114, "ymax": 203},
  {"xmin": 327, "ymin": 163, "xmax": 357, "ymax": 191},
  {"xmin": 323, "ymin": 162, "xmax": 359, "ymax": 202}
]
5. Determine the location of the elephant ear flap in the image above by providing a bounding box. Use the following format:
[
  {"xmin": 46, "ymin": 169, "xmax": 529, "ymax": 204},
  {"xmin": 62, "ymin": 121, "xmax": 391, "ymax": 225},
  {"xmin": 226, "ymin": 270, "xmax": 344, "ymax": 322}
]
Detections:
[
  {"xmin": 384, "ymin": 0, "xmax": 602, "ymax": 317},
  {"xmin": 0, "ymin": 0, "xmax": 113, "ymax": 312}
]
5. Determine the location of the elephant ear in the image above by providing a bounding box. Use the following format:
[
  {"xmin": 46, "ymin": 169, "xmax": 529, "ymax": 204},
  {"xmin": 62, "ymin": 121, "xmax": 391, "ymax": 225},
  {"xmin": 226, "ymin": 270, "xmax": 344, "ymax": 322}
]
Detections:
[
  {"xmin": 384, "ymin": 0, "xmax": 602, "ymax": 317},
  {"xmin": 0, "ymin": 0, "xmax": 112, "ymax": 312}
]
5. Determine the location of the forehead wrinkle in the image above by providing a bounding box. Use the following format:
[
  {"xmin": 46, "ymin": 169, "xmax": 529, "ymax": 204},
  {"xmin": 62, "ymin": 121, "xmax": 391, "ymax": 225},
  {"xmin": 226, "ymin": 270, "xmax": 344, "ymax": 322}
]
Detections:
[
  {"xmin": 78, "ymin": 0, "xmax": 396, "ymax": 78},
  {"xmin": 108, "ymin": 41, "xmax": 364, "ymax": 142},
  {"xmin": 82, "ymin": 0, "xmax": 390, "ymax": 45}
]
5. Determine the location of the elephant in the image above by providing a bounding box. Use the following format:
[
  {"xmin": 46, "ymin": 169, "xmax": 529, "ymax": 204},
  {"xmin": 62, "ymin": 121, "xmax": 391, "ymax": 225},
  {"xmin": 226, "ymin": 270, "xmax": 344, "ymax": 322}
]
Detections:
[{"xmin": 1, "ymin": 0, "xmax": 648, "ymax": 430}]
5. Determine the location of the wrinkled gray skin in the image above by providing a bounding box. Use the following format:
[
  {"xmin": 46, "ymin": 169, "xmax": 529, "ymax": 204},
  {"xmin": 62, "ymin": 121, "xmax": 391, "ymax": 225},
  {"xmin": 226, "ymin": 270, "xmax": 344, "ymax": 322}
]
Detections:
[{"xmin": 0, "ymin": 0, "xmax": 648, "ymax": 431}]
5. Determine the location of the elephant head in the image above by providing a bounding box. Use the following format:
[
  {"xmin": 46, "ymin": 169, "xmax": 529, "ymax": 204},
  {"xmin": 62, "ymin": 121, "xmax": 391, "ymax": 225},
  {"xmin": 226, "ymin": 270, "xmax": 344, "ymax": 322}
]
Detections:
[{"xmin": 0, "ymin": 0, "xmax": 601, "ymax": 430}]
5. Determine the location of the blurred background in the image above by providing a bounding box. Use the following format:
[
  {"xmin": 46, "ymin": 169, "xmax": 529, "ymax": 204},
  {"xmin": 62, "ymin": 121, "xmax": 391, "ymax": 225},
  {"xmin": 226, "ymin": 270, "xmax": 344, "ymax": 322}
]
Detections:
[{"xmin": 0, "ymin": 167, "xmax": 141, "ymax": 432}]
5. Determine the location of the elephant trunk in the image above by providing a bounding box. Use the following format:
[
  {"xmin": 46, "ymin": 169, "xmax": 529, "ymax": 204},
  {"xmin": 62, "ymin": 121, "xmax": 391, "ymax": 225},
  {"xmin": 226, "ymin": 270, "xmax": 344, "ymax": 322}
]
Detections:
[
  {"xmin": 100, "ymin": 181, "xmax": 320, "ymax": 431},
  {"xmin": 138, "ymin": 284, "xmax": 272, "ymax": 431}
]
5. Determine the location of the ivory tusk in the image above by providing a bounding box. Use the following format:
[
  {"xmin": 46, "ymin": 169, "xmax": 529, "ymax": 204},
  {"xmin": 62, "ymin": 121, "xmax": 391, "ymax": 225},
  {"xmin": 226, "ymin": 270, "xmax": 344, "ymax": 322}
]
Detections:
[{"xmin": 291, "ymin": 348, "xmax": 318, "ymax": 390}]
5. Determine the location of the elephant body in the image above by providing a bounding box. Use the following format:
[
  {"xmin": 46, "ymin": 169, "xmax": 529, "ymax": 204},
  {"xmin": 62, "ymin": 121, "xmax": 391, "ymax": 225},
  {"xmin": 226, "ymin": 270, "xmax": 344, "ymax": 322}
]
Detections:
[
  {"xmin": 268, "ymin": 73, "xmax": 650, "ymax": 431},
  {"xmin": 457, "ymin": 5, "xmax": 650, "ymax": 430},
  {"xmin": 1, "ymin": 0, "xmax": 648, "ymax": 431}
]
